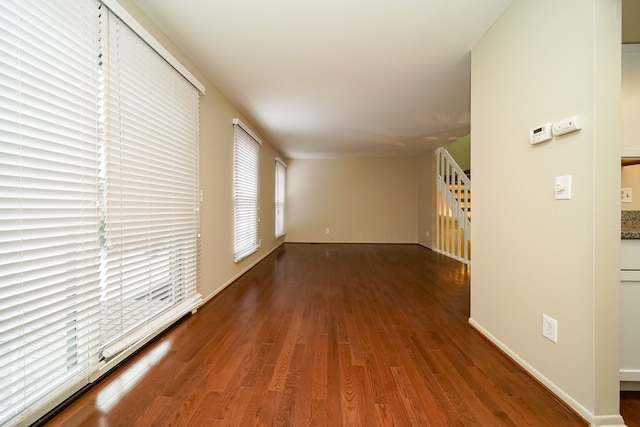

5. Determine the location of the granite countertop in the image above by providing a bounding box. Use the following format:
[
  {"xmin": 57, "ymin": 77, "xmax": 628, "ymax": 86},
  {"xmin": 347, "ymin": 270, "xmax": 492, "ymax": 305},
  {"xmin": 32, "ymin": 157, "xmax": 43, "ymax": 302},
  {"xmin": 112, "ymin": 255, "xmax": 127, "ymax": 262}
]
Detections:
[{"xmin": 622, "ymin": 210, "xmax": 640, "ymax": 239}]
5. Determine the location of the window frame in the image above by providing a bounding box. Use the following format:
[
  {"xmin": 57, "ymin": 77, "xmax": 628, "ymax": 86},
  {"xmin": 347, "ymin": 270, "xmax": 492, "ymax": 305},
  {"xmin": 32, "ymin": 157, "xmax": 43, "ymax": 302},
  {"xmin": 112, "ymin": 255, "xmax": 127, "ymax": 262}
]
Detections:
[
  {"xmin": 275, "ymin": 158, "xmax": 287, "ymax": 238},
  {"xmin": 232, "ymin": 118, "xmax": 262, "ymax": 262},
  {"xmin": 96, "ymin": 5, "xmax": 203, "ymax": 369}
]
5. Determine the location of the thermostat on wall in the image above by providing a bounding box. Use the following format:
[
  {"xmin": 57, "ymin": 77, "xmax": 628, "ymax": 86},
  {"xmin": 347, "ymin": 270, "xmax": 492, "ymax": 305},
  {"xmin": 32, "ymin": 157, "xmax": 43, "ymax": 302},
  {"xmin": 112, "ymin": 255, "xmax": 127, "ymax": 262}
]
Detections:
[
  {"xmin": 530, "ymin": 123, "xmax": 553, "ymax": 145},
  {"xmin": 552, "ymin": 115, "xmax": 582, "ymax": 136}
]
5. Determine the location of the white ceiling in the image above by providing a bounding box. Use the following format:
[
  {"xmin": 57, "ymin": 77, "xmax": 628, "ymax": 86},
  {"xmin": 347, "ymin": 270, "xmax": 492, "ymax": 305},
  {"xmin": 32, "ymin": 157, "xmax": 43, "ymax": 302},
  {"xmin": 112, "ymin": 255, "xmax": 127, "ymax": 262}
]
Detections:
[{"xmin": 132, "ymin": 0, "xmax": 515, "ymax": 158}]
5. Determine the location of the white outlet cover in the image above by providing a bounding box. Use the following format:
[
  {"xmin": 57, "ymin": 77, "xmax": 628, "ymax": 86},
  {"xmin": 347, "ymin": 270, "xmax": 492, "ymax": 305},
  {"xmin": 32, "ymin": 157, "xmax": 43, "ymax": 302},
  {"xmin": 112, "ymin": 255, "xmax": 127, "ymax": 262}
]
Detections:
[{"xmin": 622, "ymin": 188, "xmax": 633, "ymax": 203}]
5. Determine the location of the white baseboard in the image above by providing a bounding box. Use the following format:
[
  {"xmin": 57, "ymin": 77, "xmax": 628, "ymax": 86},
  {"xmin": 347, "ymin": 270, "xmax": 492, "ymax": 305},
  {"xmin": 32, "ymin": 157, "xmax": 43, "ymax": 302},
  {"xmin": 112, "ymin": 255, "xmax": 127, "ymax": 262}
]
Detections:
[
  {"xmin": 621, "ymin": 369, "xmax": 640, "ymax": 382},
  {"xmin": 468, "ymin": 318, "xmax": 627, "ymax": 427}
]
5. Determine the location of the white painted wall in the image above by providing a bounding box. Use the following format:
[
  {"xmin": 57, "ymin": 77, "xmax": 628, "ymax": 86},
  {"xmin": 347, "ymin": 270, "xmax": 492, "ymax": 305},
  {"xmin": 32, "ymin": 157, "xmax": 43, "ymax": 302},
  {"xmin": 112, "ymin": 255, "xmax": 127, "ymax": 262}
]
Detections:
[{"xmin": 470, "ymin": 0, "xmax": 622, "ymax": 424}]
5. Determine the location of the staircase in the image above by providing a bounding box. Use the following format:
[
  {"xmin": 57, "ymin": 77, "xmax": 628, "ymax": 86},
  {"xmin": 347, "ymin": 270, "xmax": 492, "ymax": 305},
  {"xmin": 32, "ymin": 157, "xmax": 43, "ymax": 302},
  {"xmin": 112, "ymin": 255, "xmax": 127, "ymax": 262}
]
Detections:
[{"xmin": 435, "ymin": 147, "xmax": 471, "ymax": 264}]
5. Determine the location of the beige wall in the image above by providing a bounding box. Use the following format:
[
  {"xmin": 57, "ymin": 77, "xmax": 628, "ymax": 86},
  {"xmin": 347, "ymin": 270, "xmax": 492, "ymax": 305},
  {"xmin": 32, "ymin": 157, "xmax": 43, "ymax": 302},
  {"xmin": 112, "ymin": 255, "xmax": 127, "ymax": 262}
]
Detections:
[
  {"xmin": 470, "ymin": 0, "xmax": 622, "ymax": 424},
  {"xmin": 623, "ymin": 44, "xmax": 640, "ymax": 157},
  {"xmin": 285, "ymin": 158, "xmax": 419, "ymax": 243},
  {"xmin": 116, "ymin": 0, "xmax": 286, "ymax": 301},
  {"xmin": 418, "ymin": 151, "xmax": 436, "ymax": 248}
]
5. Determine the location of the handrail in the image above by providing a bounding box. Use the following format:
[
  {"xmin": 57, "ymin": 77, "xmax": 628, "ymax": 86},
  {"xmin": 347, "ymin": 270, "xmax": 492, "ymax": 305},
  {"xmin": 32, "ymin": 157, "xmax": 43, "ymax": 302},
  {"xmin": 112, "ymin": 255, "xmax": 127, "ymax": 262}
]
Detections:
[{"xmin": 435, "ymin": 147, "xmax": 471, "ymax": 264}]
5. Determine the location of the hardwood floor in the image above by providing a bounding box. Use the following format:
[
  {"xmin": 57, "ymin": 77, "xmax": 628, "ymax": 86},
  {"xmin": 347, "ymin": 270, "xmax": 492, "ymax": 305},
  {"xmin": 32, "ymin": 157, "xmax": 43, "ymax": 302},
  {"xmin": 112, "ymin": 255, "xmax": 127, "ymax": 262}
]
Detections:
[
  {"xmin": 44, "ymin": 243, "xmax": 592, "ymax": 426},
  {"xmin": 623, "ymin": 391, "xmax": 640, "ymax": 427}
]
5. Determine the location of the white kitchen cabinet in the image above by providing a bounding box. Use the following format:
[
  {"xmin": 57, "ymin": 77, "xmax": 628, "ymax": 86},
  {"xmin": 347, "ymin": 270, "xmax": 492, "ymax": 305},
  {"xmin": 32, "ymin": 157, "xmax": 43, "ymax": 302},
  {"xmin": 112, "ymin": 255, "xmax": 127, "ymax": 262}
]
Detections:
[{"xmin": 621, "ymin": 239, "xmax": 640, "ymax": 388}]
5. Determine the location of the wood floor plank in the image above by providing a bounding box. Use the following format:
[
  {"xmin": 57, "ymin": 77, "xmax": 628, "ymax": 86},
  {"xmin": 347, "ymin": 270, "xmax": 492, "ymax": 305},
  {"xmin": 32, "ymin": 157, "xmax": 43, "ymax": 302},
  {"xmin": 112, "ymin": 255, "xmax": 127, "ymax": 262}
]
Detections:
[
  {"xmin": 326, "ymin": 300, "xmax": 345, "ymax": 426},
  {"xmin": 252, "ymin": 390, "xmax": 280, "ymax": 427},
  {"xmin": 291, "ymin": 342, "xmax": 315, "ymax": 426},
  {"xmin": 238, "ymin": 365, "xmax": 276, "ymax": 426},
  {"xmin": 44, "ymin": 401, "xmax": 101, "ymax": 427},
  {"xmin": 432, "ymin": 347, "xmax": 517, "ymax": 425},
  {"xmin": 338, "ymin": 343, "xmax": 361, "ymax": 426},
  {"xmin": 42, "ymin": 243, "xmax": 593, "ymax": 427},
  {"xmin": 311, "ymin": 333, "xmax": 328, "ymax": 400},
  {"xmin": 343, "ymin": 311, "xmax": 366, "ymax": 367},
  {"xmin": 434, "ymin": 372, "xmax": 488, "ymax": 426},
  {"xmin": 622, "ymin": 391, "xmax": 640, "ymax": 427},
  {"xmin": 309, "ymin": 398, "xmax": 328, "ymax": 427},
  {"xmin": 269, "ymin": 308, "xmax": 305, "ymax": 392},
  {"xmin": 373, "ymin": 403, "xmax": 394, "ymax": 427},
  {"xmin": 273, "ymin": 344, "xmax": 305, "ymax": 426},
  {"xmin": 362, "ymin": 351, "xmax": 390, "ymax": 406},
  {"xmin": 389, "ymin": 366, "xmax": 432, "ymax": 426}
]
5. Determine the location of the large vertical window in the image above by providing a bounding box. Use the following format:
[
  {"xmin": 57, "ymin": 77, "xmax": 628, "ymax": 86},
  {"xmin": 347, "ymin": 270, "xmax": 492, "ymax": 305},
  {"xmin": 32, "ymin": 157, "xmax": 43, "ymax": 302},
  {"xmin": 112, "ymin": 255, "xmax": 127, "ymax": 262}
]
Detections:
[
  {"xmin": 0, "ymin": 1, "xmax": 101, "ymax": 423},
  {"xmin": 98, "ymin": 5, "xmax": 202, "ymax": 363},
  {"xmin": 233, "ymin": 119, "xmax": 261, "ymax": 262},
  {"xmin": 275, "ymin": 158, "xmax": 287, "ymax": 238},
  {"xmin": 0, "ymin": 1, "xmax": 203, "ymax": 425}
]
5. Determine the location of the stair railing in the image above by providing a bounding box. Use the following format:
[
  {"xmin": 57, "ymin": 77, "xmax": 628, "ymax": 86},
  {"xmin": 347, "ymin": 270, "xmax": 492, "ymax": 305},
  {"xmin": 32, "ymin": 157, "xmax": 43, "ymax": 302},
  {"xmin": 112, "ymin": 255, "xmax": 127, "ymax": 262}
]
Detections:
[{"xmin": 435, "ymin": 147, "xmax": 471, "ymax": 264}]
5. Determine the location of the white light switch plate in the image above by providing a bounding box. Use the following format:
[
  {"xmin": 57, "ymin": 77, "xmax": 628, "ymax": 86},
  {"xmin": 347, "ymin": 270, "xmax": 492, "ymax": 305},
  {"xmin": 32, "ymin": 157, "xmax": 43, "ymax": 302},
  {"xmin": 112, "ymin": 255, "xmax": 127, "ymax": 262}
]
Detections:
[
  {"xmin": 622, "ymin": 188, "xmax": 633, "ymax": 203},
  {"xmin": 543, "ymin": 314, "xmax": 558, "ymax": 343},
  {"xmin": 555, "ymin": 175, "xmax": 571, "ymax": 200}
]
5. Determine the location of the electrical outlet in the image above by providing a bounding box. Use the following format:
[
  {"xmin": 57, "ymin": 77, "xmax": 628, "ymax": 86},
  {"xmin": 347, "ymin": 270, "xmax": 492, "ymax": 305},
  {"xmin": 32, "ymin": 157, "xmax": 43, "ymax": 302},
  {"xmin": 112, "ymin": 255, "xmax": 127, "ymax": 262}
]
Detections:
[
  {"xmin": 426, "ymin": 231, "xmax": 430, "ymax": 238},
  {"xmin": 542, "ymin": 314, "xmax": 558, "ymax": 343},
  {"xmin": 325, "ymin": 227, "xmax": 330, "ymax": 234},
  {"xmin": 622, "ymin": 188, "xmax": 633, "ymax": 203}
]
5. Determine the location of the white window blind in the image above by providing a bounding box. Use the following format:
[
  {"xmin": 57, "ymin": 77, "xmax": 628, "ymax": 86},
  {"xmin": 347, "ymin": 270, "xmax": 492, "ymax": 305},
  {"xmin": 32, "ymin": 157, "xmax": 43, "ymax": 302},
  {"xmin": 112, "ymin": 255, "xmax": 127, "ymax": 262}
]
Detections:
[
  {"xmin": 0, "ymin": 1, "xmax": 203, "ymax": 425},
  {"xmin": 275, "ymin": 158, "xmax": 286, "ymax": 238},
  {"xmin": 0, "ymin": 0, "xmax": 101, "ymax": 424},
  {"xmin": 233, "ymin": 119, "xmax": 261, "ymax": 262},
  {"xmin": 98, "ymin": 7, "xmax": 202, "ymax": 362}
]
